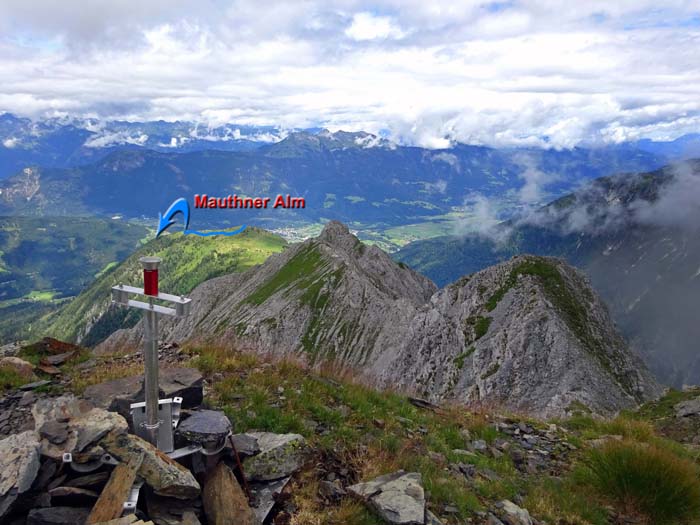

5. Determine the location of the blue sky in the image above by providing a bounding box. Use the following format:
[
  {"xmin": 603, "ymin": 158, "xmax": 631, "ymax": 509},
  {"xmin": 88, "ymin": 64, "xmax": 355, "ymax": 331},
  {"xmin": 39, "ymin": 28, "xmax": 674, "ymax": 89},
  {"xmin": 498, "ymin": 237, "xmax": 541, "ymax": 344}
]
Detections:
[{"xmin": 0, "ymin": 0, "xmax": 698, "ymax": 148}]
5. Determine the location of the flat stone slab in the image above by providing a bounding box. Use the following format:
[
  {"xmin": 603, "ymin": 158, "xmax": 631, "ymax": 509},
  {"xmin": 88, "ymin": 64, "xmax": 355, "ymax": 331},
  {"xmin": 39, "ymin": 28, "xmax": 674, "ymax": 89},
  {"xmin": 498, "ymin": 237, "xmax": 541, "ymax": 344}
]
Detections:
[
  {"xmin": 177, "ymin": 410, "xmax": 232, "ymax": 445},
  {"xmin": 20, "ymin": 380, "xmax": 52, "ymax": 391},
  {"xmin": 250, "ymin": 476, "xmax": 291, "ymax": 523},
  {"xmin": 348, "ymin": 470, "xmax": 425, "ymax": 525}
]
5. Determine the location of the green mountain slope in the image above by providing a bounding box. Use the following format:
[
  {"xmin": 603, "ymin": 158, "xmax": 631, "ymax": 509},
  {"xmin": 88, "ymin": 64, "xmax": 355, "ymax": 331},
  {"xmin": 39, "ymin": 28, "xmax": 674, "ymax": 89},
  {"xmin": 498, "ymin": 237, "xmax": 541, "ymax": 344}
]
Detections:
[
  {"xmin": 0, "ymin": 216, "xmax": 149, "ymax": 342},
  {"xmin": 37, "ymin": 227, "xmax": 286, "ymax": 346}
]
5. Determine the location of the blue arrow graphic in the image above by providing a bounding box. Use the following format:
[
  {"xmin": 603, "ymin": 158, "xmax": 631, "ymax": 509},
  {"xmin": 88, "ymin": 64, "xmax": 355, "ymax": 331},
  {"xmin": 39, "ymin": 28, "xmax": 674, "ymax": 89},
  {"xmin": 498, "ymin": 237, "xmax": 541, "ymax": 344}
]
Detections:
[
  {"xmin": 156, "ymin": 198, "xmax": 190, "ymax": 237},
  {"xmin": 156, "ymin": 198, "xmax": 246, "ymax": 238}
]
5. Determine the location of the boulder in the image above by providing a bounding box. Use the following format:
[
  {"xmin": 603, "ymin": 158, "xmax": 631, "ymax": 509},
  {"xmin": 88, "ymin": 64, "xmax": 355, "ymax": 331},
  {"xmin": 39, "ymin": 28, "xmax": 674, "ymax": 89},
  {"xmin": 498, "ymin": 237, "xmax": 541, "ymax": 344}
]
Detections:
[
  {"xmin": 202, "ymin": 461, "xmax": 256, "ymax": 525},
  {"xmin": 27, "ymin": 506, "xmax": 91, "ymax": 525},
  {"xmin": 100, "ymin": 430, "xmax": 200, "ymax": 499},
  {"xmin": 243, "ymin": 432, "xmax": 310, "ymax": 481},
  {"xmin": 176, "ymin": 410, "xmax": 231, "ymax": 446},
  {"xmin": 160, "ymin": 368, "xmax": 204, "ymax": 407},
  {"xmin": 348, "ymin": 470, "xmax": 425, "ymax": 525},
  {"xmin": 0, "ymin": 356, "xmax": 35, "ymax": 379},
  {"xmin": 675, "ymin": 397, "xmax": 700, "ymax": 418},
  {"xmin": 82, "ymin": 368, "xmax": 203, "ymax": 420},
  {"xmin": 0, "ymin": 430, "xmax": 41, "ymax": 518},
  {"xmin": 33, "ymin": 394, "xmax": 89, "ymax": 428},
  {"xmin": 497, "ymin": 500, "xmax": 533, "ymax": 525}
]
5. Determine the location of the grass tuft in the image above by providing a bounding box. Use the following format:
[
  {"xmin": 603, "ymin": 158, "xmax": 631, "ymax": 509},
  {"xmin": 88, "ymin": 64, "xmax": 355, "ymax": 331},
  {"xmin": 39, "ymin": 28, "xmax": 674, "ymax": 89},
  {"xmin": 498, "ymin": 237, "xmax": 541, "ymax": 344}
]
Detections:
[
  {"xmin": 0, "ymin": 365, "xmax": 29, "ymax": 391},
  {"xmin": 584, "ymin": 440, "xmax": 700, "ymax": 524}
]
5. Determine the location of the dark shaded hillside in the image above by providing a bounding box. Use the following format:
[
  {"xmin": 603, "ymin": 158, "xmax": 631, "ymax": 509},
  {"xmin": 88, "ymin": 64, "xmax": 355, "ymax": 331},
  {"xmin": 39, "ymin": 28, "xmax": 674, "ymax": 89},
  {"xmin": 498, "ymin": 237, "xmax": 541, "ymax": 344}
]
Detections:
[{"xmin": 396, "ymin": 160, "xmax": 700, "ymax": 386}]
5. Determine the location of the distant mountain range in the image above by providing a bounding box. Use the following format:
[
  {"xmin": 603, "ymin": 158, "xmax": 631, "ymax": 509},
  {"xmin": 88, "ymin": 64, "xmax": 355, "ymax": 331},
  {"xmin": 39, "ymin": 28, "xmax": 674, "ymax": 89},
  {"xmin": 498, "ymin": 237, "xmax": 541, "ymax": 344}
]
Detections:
[
  {"xmin": 0, "ymin": 124, "xmax": 674, "ymax": 231},
  {"xmin": 0, "ymin": 113, "xmax": 281, "ymax": 179},
  {"xmin": 396, "ymin": 159, "xmax": 700, "ymax": 387}
]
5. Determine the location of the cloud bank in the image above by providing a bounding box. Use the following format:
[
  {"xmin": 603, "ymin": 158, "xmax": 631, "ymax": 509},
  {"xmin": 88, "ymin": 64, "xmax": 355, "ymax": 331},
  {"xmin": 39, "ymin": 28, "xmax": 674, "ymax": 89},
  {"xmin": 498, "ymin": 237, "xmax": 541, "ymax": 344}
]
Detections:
[{"xmin": 0, "ymin": 1, "xmax": 699, "ymax": 148}]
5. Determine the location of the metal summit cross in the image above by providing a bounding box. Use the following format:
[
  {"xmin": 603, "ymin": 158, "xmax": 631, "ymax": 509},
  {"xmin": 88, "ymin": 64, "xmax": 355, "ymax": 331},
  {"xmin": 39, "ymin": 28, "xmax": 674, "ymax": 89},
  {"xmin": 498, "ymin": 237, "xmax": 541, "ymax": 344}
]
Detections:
[{"xmin": 111, "ymin": 257, "xmax": 192, "ymax": 451}]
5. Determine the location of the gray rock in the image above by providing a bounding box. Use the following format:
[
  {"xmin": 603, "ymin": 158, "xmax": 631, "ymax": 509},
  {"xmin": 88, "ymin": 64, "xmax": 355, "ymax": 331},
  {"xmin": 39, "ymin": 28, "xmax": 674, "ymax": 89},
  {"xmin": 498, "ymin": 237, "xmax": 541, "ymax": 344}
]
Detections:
[
  {"xmin": 250, "ymin": 476, "xmax": 291, "ymax": 524},
  {"xmin": 101, "ymin": 430, "xmax": 200, "ymax": 499},
  {"xmin": 0, "ymin": 430, "xmax": 41, "ymax": 518},
  {"xmin": 19, "ymin": 380, "xmax": 52, "ymax": 391},
  {"xmin": 32, "ymin": 395, "xmax": 128, "ymax": 459},
  {"xmin": 498, "ymin": 500, "xmax": 533, "ymax": 525},
  {"xmin": 319, "ymin": 480, "xmax": 346, "ymax": 500},
  {"xmin": 472, "ymin": 439, "xmax": 488, "ymax": 452},
  {"xmin": 146, "ymin": 492, "xmax": 202, "ymax": 525},
  {"xmin": 675, "ymin": 397, "xmax": 700, "ymax": 417},
  {"xmin": 177, "ymin": 410, "xmax": 231, "ymax": 445},
  {"xmin": 243, "ymin": 432, "xmax": 310, "ymax": 481},
  {"xmin": 0, "ymin": 341, "xmax": 22, "ymax": 357},
  {"xmin": 26, "ymin": 506, "xmax": 90, "ymax": 525},
  {"xmin": 230, "ymin": 433, "xmax": 261, "ymax": 456},
  {"xmin": 39, "ymin": 420, "xmax": 69, "ymax": 445},
  {"xmin": 348, "ymin": 470, "xmax": 425, "ymax": 525},
  {"xmin": 487, "ymin": 514, "xmax": 506, "ymax": 525}
]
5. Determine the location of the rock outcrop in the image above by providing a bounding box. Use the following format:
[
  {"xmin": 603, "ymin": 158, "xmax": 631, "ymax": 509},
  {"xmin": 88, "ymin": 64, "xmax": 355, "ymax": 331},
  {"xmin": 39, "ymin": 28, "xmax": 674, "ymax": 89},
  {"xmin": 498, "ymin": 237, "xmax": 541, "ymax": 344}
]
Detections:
[{"xmin": 100, "ymin": 221, "xmax": 661, "ymax": 416}]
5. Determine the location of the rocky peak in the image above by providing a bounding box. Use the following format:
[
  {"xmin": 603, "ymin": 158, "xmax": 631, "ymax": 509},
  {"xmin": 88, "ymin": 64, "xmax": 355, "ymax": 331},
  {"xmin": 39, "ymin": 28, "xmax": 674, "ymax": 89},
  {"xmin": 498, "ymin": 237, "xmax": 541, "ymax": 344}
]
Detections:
[
  {"xmin": 99, "ymin": 224, "xmax": 660, "ymax": 417},
  {"xmin": 317, "ymin": 220, "xmax": 358, "ymax": 250}
]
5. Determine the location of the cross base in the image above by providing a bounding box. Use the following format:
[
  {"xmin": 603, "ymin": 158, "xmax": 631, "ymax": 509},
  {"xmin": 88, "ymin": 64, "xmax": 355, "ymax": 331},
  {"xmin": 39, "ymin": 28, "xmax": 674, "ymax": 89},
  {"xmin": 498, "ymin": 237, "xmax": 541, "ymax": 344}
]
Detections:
[{"xmin": 130, "ymin": 396, "xmax": 183, "ymax": 452}]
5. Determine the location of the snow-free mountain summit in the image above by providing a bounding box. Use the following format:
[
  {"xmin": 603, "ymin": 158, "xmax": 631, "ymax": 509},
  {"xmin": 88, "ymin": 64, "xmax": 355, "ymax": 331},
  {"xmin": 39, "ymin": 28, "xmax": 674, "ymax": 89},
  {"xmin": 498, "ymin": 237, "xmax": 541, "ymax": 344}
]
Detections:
[{"xmin": 100, "ymin": 222, "xmax": 661, "ymax": 417}]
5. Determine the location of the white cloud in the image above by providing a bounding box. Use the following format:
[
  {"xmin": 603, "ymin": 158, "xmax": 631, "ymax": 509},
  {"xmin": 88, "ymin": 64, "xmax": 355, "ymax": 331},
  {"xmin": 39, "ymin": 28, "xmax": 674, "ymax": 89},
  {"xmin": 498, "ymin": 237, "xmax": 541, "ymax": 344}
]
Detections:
[
  {"xmin": 2, "ymin": 137, "xmax": 19, "ymax": 148},
  {"xmin": 84, "ymin": 131, "xmax": 149, "ymax": 148},
  {"xmin": 514, "ymin": 154, "xmax": 560, "ymax": 205},
  {"xmin": 345, "ymin": 12, "xmax": 405, "ymax": 41},
  {"xmin": 0, "ymin": 1, "xmax": 697, "ymax": 148}
]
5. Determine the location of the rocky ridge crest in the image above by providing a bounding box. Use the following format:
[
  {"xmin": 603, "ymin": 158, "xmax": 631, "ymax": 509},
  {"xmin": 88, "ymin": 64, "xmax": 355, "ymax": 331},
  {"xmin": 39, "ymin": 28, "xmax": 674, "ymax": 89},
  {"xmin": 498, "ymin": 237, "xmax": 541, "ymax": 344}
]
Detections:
[{"xmin": 100, "ymin": 222, "xmax": 661, "ymax": 416}]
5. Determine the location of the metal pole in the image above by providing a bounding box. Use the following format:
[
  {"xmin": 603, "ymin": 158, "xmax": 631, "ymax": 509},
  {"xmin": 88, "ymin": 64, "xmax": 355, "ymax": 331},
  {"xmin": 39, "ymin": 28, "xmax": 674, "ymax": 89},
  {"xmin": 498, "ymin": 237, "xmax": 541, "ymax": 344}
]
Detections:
[
  {"xmin": 143, "ymin": 299, "xmax": 160, "ymax": 445},
  {"xmin": 139, "ymin": 256, "xmax": 162, "ymax": 446}
]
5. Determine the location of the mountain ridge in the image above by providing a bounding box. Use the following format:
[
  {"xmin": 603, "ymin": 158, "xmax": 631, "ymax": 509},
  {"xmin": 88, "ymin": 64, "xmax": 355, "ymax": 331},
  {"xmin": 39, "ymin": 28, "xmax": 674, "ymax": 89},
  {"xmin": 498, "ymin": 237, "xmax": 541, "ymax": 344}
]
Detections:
[
  {"xmin": 395, "ymin": 159, "xmax": 700, "ymax": 387},
  {"xmin": 98, "ymin": 221, "xmax": 661, "ymax": 417}
]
